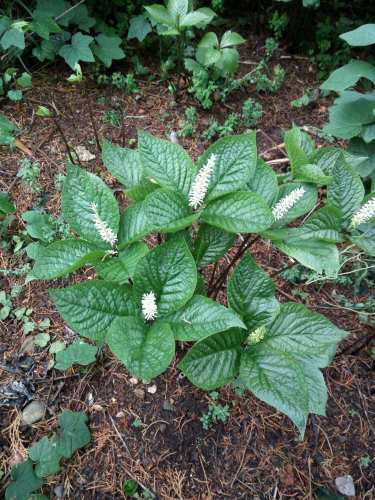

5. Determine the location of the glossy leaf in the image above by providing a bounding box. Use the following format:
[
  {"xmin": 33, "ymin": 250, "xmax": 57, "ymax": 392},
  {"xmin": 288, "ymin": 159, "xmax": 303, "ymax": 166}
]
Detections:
[
  {"xmin": 96, "ymin": 242, "xmax": 149, "ymax": 283},
  {"xmin": 194, "ymin": 224, "xmax": 235, "ymax": 267}
]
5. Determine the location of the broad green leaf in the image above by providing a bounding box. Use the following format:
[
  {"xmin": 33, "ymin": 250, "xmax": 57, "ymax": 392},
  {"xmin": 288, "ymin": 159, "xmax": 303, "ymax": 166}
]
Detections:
[
  {"xmin": 125, "ymin": 179, "xmax": 158, "ymax": 201},
  {"xmin": 133, "ymin": 238, "xmax": 197, "ymax": 316},
  {"xmin": 58, "ymin": 32, "xmax": 94, "ymax": 70},
  {"xmin": 96, "ymin": 242, "xmax": 149, "ymax": 283},
  {"xmin": 144, "ymin": 188, "xmax": 198, "ymax": 232},
  {"xmin": 30, "ymin": 13, "xmax": 60, "ymax": 40},
  {"xmin": 62, "ymin": 165, "xmax": 119, "ymax": 248},
  {"xmin": 5, "ymin": 459, "xmax": 42, "ymax": 500},
  {"xmin": 7, "ymin": 90, "xmax": 23, "ymax": 102},
  {"xmin": 275, "ymin": 239, "xmax": 340, "ymax": 276},
  {"xmin": 362, "ymin": 123, "xmax": 375, "ymax": 144},
  {"xmin": 0, "ymin": 113, "xmax": 17, "ymax": 146},
  {"xmin": 118, "ymin": 202, "xmax": 152, "ymax": 246},
  {"xmin": 351, "ymin": 225, "xmax": 375, "ymax": 256},
  {"xmin": 196, "ymin": 46, "xmax": 221, "ymax": 66},
  {"xmin": 220, "ymin": 30, "xmax": 246, "ymax": 48},
  {"xmin": 54, "ymin": 341, "xmax": 98, "ymax": 370},
  {"xmin": 240, "ymin": 345, "xmax": 309, "ymax": 435},
  {"xmin": 56, "ymin": 410, "xmax": 90, "ymax": 458},
  {"xmin": 107, "ymin": 317, "xmax": 175, "ymax": 379},
  {"xmin": 320, "ymin": 60, "xmax": 375, "ymax": 92},
  {"xmin": 179, "ymin": 329, "xmax": 246, "ymax": 390},
  {"xmin": 340, "ymin": 24, "xmax": 375, "ymax": 47},
  {"xmin": 327, "ymin": 157, "xmax": 364, "ymax": 224},
  {"xmin": 198, "ymin": 133, "xmax": 257, "ymax": 202},
  {"xmin": 324, "ymin": 92, "xmax": 375, "ymax": 139},
  {"xmin": 347, "ymin": 138, "xmax": 375, "ymax": 177},
  {"xmin": 247, "ymin": 159, "xmax": 278, "ymax": 206},
  {"xmin": 194, "ymin": 224, "xmax": 235, "ymax": 267},
  {"xmin": 32, "ymin": 38, "xmax": 57, "ymax": 62},
  {"xmin": 145, "ymin": 5, "xmax": 175, "ymax": 28},
  {"xmin": 180, "ymin": 8, "xmax": 216, "ymax": 28},
  {"xmin": 168, "ymin": 0, "xmax": 189, "ymax": 21},
  {"xmin": 29, "ymin": 436, "xmax": 61, "ymax": 477},
  {"xmin": 165, "ymin": 295, "xmax": 246, "ymax": 341},
  {"xmin": 32, "ymin": 240, "xmax": 104, "ymax": 279},
  {"xmin": 1, "ymin": 28, "xmax": 25, "ymax": 50},
  {"xmin": 202, "ymin": 191, "xmax": 273, "ymax": 234},
  {"xmin": 228, "ymin": 254, "xmax": 279, "ymax": 331},
  {"xmin": 138, "ymin": 130, "xmax": 195, "ymax": 198},
  {"xmin": 128, "ymin": 15, "xmax": 152, "ymax": 41},
  {"xmin": 217, "ymin": 48, "xmax": 240, "ymax": 74},
  {"xmin": 50, "ymin": 281, "xmax": 134, "ymax": 342},
  {"xmin": 22, "ymin": 210, "xmax": 55, "ymax": 243},
  {"xmin": 264, "ymin": 302, "xmax": 347, "ymax": 367},
  {"xmin": 271, "ymin": 183, "xmax": 318, "ymax": 227},
  {"xmin": 197, "ymin": 31, "xmax": 218, "ymax": 48},
  {"xmin": 284, "ymin": 127, "xmax": 315, "ymax": 172},
  {"xmin": 293, "ymin": 163, "xmax": 332, "ymax": 185},
  {"xmin": 16, "ymin": 72, "xmax": 32, "ymax": 89},
  {"xmin": 102, "ymin": 139, "xmax": 143, "ymax": 188},
  {"xmin": 93, "ymin": 35, "xmax": 125, "ymax": 67},
  {"xmin": 0, "ymin": 192, "xmax": 15, "ymax": 215},
  {"xmin": 34, "ymin": 332, "xmax": 50, "ymax": 347}
]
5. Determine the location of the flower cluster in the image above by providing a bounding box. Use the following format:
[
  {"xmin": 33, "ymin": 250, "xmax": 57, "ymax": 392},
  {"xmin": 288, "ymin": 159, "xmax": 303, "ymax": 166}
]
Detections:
[
  {"xmin": 247, "ymin": 325, "xmax": 266, "ymax": 345},
  {"xmin": 351, "ymin": 198, "xmax": 375, "ymax": 227},
  {"xmin": 189, "ymin": 154, "xmax": 216, "ymax": 209},
  {"xmin": 142, "ymin": 291, "xmax": 158, "ymax": 321},
  {"xmin": 272, "ymin": 187, "xmax": 305, "ymax": 221},
  {"xmin": 90, "ymin": 202, "xmax": 117, "ymax": 247}
]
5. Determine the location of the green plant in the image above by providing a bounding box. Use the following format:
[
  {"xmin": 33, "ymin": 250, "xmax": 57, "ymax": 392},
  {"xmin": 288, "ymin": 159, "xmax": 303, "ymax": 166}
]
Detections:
[
  {"xmin": 321, "ymin": 24, "xmax": 375, "ymax": 187},
  {"xmin": 17, "ymin": 158, "xmax": 41, "ymax": 193},
  {"xmin": 112, "ymin": 72, "xmax": 139, "ymax": 93},
  {"xmin": 103, "ymin": 108, "xmax": 122, "ymax": 128},
  {"xmin": 200, "ymin": 392, "xmax": 230, "ymax": 429},
  {"xmin": 269, "ymin": 11, "xmax": 289, "ymax": 40},
  {"xmin": 241, "ymin": 98, "xmax": 263, "ymax": 127},
  {"xmin": 0, "ymin": 113, "xmax": 18, "ymax": 147},
  {"xmin": 27, "ymin": 127, "xmax": 375, "ymax": 436},
  {"xmin": 187, "ymin": 67, "xmax": 218, "ymax": 109},
  {"xmin": 202, "ymin": 113, "xmax": 239, "ymax": 140},
  {"xmin": 5, "ymin": 410, "xmax": 90, "ymax": 500},
  {"xmin": 179, "ymin": 106, "xmax": 198, "ymax": 138}
]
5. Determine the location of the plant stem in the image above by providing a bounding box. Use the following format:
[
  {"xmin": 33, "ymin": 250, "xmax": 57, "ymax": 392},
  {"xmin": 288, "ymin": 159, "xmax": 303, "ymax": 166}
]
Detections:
[
  {"xmin": 208, "ymin": 261, "xmax": 218, "ymax": 290},
  {"xmin": 209, "ymin": 234, "xmax": 260, "ymax": 298},
  {"xmin": 87, "ymin": 96, "xmax": 101, "ymax": 154},
  {"xmin": 53, "ymin": 115, "xmax": 83, "ymax": 168}
]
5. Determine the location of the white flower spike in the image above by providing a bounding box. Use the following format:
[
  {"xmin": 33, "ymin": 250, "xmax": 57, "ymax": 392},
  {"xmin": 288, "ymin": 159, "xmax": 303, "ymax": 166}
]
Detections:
[
  {"xmin": 90, "ymin": 202, "xmax": 117, "ymax": 247},
  {"xmin": 142, "ymin": 292, "xmax": 158, "ymax": 321},
  {"xmin": 272, "ymin": 187, "xmax": 306, "ymax": 221},
  {"xmin": 189, "ymin": 154, "xmax": 216, "ymax": 209},
  {"xmin": 351, "ymin": 197, "xmax": 375, "ymax": 227}
]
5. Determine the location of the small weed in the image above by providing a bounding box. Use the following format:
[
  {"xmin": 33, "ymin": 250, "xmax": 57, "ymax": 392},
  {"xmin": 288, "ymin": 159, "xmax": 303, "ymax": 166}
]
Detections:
[
  {"xmin": 202, "ymin": 113, "xmax": 239, "ymax": 140},
  {"xmin": 359, "ymin": 455, "xmax": 371, "ymax": 468},
  {"xmin": 17, "ymin": 158, "xmax": 41, "ymax": 193},
  {"xmin": 132, "ymin": 418, "xmax": 143, "ymax": 428},
  {"xmin": 188, "ymin": 69, "xmax": 218, "ymax": 110},
  {"xmin": 103, "ymin": 109, "xmax": 122, "ymax": 128},
  {"xmin": 241, "ymin": 98, "xmax": 263, "ymax": 127},
  {"xmin": 179, "ymin": 106, "xmax": 198, "ymax": 138},
  {"xmin": 200, "ymin": 392, "xmax": 230, "ymax": 430}
]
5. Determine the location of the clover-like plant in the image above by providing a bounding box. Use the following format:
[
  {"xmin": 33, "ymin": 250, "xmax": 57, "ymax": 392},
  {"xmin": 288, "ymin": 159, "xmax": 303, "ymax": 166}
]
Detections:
[{"xmin": 30, "ymin": 127, "xmax": 375, "ymax": 436}]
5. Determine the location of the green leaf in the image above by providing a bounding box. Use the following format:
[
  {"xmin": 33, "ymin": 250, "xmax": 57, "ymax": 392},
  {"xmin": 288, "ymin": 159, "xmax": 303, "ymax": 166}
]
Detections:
[
  {"xmin": 293, "ymin": 163, "xmax": 332, "ymax": 185},
  {"xmin": 56, "ymin": 410, "xmax": 91, "ymax": 459},
  {"xmin": 32, "ymin": 38, "xmax": 57, "ymax": 62},
  {"xmin": 264, "ymin": 302, "xmax": 346, "ymax": 367},
  {"xmin": 274, "ymin": 239, "xmax": 340, "ymax": 276},
  {"xmin": 133, "ymin": 238, "xmax": 197, "ymax": 316},
  {"xmin": 138, "ymin": 130, "xmax": 195, "ymax": 198},
  {"xmin": 93, "ymin": 35, "xmax": 125, "ymax": 67},
  {"xmin": 217, "ymin": 48, "xmax": 240, "ymax": 74},
  {"xmin": 179, "ymin": 329, "xmax": 246, "ymax": 390},
  {"xmin": 271, "ymin": 183, "xmax": 318, "ymax": 227},
  {"xmin": 16, "ymin": 72, "xmax": 32, "ymax": 89},
  {"xmin": 284, "ymin": 126, "xmax": 315, "ymax": 172},
  {"xmin": 340, "ymin": 24, "xmax": 375, "ymax": 47},
  {"xmin": 34, "ymin": 332, "xmax": 50, "ymax": 347},
  {"xmin": 96, "ymin": 242, "xmax": 149, "ymax": 283},
  {"xmin": 180, "ymin": 8, "xmax": 216, "ymax": 28},
  {"xmin": 320, "ymin": 60, "xmax": 375, "ymax": 92},
  {"xmin": 228, "ymin": 254, "xmax": 279, "ymax": 331},
  {"xmin": 0, "ymin": 192, "xmax": 15, "ymax": 215},
  {"xmin": 50, "ymin": 281, "xmax": 134, "ymax": 342},
  {"xmin": 247, "ymin": 159, "xmax": 278, "ymax": 206},
  {"xmin": 59, "ymin": 32, "xmax": 94, "ymax": 70},
  {"xmin": 145, "ymin": 5, "xmax": 175, "ymax": 28},
  {"xmin": 22, "ymin": 210, "xmax": 55, "ymax": 243},
  {"xmin": 61, "ymin": 165, "xmax": 119, "ymax": 248},
  {"xmin": 107, "ymin": 317, "xmax": 175, "ymax": 379},
  {"xmin": 1, "ymin": 28, "xmax": 25, "ymax": 50},
  {"xmin": 165, "ymin": 295, "xmax": 246, "ymax": 341},
  {"xmin": 102, "ymin": 139, "xmax": 143, "ymax": 187},
  {"xmin": 198, "ymin": 133, "xmax": 257, "ymax": 202},
  {"xmin": 7, "ymin": 90, "xmax": 23, "ymax": 102},
  {"xmin": 240, "ymin": 345, "xmax": 309, "ymax": 435},
  {"xmin": 347, "ymin": 138, "xmax": 375, "ymax": 178},
  {"xmin": 327, "ymin": 157, "xmax": 364, "ymax": 224},
  {"xmin": 196, "ymin": 46, "xmax": 221, "ymax": 66},
  {"xmin": 30, "ymin": 13, "xmax": 60, "ymax": 40},
  {"xmin": 201, "ymin": 191, "xmax": 273, "ymax": 234},
  {"xmin": 194, "ymin": 224, "xmax": 235, "ymax": 267},
  {"xmin": 118, "ymin": 202, "xmax": 152, "ymax": 246},
  {"xmin": 36, "ymin": 105, "xmax": 52, "ymax": 118},
  {"xmin": 29, "ymin": 436, "xmax": 61, "ymax": 477},
  {"xmin": 5, "ymin": 459, "xmax": 42, "ymax": 500},
  {"xmin": 144, "ymin": 188, "xmax": 198, "ymax": 232},
  {"xmin": 33, "ymin": 240, "xmax": 104, "ymax": 279},
  {"xmin": 220, "ymin": 30, "xmax": 246, "ymax": 48},
  {"xmin": 128, "ymin": 15, "xmax": 152, "ymax": 42},
  {"xmin": 0, "ymin": 113, "xmax": 17, "ymax": 146},
  {"xmin": 54, "ymin": 341, "xmax": 98, "ymax": 370}
]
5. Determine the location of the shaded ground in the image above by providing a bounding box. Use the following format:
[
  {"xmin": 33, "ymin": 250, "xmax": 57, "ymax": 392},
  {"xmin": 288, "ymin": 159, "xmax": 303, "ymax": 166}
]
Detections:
[{"xmin": 1, "ymin": 34, "xmax": 374, "ymax": 499}]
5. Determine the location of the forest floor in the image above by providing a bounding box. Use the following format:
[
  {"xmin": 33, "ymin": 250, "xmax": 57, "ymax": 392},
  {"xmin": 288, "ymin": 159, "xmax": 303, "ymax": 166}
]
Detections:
[{"xmin": 0, "ymin": 33, "xmax": 374, "ymax": 499}]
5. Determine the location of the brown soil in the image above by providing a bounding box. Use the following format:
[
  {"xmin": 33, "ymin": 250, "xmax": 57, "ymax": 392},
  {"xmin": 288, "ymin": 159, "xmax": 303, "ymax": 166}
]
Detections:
[{"xmin": 0, "ymin": 35, "xmax": 374, "ymax": 499}]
